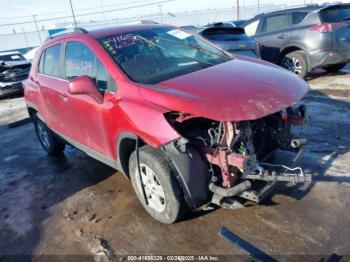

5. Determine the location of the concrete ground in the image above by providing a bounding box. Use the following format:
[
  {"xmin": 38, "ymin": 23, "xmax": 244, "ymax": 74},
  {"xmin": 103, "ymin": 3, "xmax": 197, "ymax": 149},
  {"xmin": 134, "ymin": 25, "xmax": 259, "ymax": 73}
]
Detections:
[{"xmin": 0, "ymin": 65, "xmax": 349, "ymax": 261}]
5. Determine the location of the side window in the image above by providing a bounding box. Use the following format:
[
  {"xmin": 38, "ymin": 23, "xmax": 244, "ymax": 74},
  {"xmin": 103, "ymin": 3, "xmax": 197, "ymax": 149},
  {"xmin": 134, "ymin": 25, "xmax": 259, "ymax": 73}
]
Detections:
[
  {"xmin": 38, "ymin": 51, "xmax": 45, "ymax": 73},
  {"xmin": 244, "ymin": 19, "xmax": 261, "ymax": 37},
  {"xmin": 65, "ymin": 42, "xmax": 97, "ymax": 81},
  {"xmin": 43, "ymin": 44, "xmax": 61, "ymax": 77},
  {"xmin": 262, "ymin": 14, "xmax": 290, "ymax": 33},
  {"xmin": 65, "ymin": 41, "xmax": 116, "ymax": 92},
  {"xmin": 292, "ymin": 12, "xmax": 308, "ymax": 25}
]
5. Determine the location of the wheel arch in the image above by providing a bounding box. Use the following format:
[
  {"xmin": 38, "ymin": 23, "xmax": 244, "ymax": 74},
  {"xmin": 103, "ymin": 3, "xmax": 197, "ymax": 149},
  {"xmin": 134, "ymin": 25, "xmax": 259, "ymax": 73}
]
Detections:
[
  {"xmin": 116, "ymin": 132, "xmax": 142, "ymax": 179},
  {"xmin": 27, "ymin": 106, "xmax": 38, "ymax": 120},
  {"xmin": 279, "ymin": 45, "xmax": 311, "ymax": 71},
  {"xmin": 117, "ymin": 133, "xmax": 211, "ymax": 210}
]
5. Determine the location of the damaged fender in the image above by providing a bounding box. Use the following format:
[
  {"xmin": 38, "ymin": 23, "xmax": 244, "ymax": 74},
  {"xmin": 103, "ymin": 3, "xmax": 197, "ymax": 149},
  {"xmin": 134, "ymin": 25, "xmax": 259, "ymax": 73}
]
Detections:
[{"xmin": 162, "ymin": 142, "xmax": 211, "ymax": 210}]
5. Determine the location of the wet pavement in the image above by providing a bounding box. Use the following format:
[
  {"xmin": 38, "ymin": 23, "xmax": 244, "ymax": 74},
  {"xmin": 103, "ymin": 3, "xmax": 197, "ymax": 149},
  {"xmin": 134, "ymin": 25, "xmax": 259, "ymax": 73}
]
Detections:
[{"xmin": 0, "ymin": 66, "xmax": 349, "ymax": 260}]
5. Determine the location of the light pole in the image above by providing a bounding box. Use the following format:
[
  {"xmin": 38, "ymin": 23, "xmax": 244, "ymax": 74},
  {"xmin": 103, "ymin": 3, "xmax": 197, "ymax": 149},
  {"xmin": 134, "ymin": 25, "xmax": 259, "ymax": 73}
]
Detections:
[
  {"xmin": 236, "ymin": 0, "xmax": 240, "ymax": 19},
  {"xmin": 33, "ymin": 15, "xmax": 42, "ymax": 44},
  {"xmin": 69, "ymin": 0, "xmax": 78, "ymax": 29},
  {"xmin": 22, "ymin": 28, "xmax": 29, "ymax": 47},
  {"xmin": 159, "ymin": 5, "xmax": 164, "ymax": 24},
  {"xmin": 100, "ymin": 0, "xmax": 107, "ymax": 23}
]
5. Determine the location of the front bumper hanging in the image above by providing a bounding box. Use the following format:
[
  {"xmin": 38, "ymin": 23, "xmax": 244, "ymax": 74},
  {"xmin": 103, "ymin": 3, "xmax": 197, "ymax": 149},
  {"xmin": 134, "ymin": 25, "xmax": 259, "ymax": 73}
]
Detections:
[{"xmin": 208, "ymin": 144, "xmax": 312, "ymax": 207}]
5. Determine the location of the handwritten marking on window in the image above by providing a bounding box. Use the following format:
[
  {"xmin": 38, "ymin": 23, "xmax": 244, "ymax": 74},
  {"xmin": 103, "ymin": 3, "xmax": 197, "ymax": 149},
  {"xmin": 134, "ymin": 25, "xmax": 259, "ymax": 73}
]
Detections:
[
  {"xmin": 66, "ymin": 58, "xmax": 93, "ymax": 74},
  {"xmin": 102, "ymin": 34, "xmax": 141, "ymax": 53}
]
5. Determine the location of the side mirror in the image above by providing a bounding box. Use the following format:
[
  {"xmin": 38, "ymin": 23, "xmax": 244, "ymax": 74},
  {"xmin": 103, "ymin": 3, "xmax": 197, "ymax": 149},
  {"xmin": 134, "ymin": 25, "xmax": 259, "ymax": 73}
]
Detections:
[{"xmin": 68, "ymin": 76, "xmax": 103, "ymax": 104}]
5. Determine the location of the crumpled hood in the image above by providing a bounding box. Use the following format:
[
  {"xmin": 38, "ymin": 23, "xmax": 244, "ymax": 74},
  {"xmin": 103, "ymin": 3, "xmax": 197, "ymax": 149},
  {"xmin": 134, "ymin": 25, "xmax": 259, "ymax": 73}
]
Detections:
[{"xmin": 139, "ymin": 56, "xmax": 309, "ymax": 121}]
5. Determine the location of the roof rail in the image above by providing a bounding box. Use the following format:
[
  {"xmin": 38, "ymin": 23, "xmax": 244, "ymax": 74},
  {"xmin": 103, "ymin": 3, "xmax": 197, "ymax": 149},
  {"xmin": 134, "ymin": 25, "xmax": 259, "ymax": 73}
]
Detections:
[
  {"xmin": 45, "ymin": 27, "xmax": 88, "ymax": 42},
  {"xmin": 260, "ymin": 3, "xmax": 319, "ymax": 15}
]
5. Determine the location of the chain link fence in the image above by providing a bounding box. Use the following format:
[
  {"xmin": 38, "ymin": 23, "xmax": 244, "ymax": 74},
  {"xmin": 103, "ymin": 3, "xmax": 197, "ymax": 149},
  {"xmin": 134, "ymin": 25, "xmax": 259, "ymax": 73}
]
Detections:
[{"xmin": 0, "ymin": 2, "xmax": 315, "ymax": 51}]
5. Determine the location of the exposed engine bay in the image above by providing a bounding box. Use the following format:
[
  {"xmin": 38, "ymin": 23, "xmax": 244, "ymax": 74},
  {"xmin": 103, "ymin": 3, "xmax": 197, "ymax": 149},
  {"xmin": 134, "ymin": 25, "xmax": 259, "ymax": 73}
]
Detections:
[{"xmin": 165, "ymin": 104, "xmax": 311, "ymax": 208}]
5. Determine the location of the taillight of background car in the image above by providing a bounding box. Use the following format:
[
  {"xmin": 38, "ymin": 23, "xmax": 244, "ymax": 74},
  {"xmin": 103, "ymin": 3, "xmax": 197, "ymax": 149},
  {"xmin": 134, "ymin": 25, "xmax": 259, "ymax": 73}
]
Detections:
[{"xmin": 309, "ymin": 23, "xmax": 349, "ymax": 33}]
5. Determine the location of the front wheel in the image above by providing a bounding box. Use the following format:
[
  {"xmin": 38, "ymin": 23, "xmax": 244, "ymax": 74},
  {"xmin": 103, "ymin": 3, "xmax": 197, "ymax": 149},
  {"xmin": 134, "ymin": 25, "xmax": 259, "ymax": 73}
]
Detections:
[
  {"xmin": 280, "ymin": 51, "xmax": 308, "ymax": 79},
  {"xmin": 129, "ymin": 145, "xmax": 188, "ymax": 224},
  {"xmin": 33, "ymin": 114, "xmax": 65, "ymax": 155}
]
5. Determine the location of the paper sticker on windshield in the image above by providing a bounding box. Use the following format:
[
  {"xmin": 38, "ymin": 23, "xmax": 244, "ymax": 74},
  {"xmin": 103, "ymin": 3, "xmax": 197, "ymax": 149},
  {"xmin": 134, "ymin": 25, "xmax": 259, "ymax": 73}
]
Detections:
[
  {"xmin": 167, "ymin": 29, "xmax": 191, "ymax": 40},
  {"xmin": 11, "ymin": 55, "xmax": 20, "ymax": 59}
]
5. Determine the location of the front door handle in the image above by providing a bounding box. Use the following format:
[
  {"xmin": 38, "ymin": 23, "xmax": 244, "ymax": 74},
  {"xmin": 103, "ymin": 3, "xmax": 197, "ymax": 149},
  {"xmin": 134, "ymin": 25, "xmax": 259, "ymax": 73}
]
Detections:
[
  {"xmin": 278, "ymin": 34, "xmax": 287, "ymax": 39},
  {"xmin": 59, "ymin": 94, "xmax": 68, "ymax": 103}
]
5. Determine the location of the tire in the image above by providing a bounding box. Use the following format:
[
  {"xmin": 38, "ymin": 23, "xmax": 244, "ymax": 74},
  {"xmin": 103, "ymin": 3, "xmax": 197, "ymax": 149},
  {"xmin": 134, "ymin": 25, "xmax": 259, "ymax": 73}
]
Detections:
[
  {"xmin": 33, "ymin": 114, "xmax": 65, "ymax": 155},
  {"xmin": 129, "ymin": 145, "xmax": 188, "ymax": 224},
  {"xmin": 280, "ymin": 51, "xmax": 308, "ymax": 79},
  {"xmin": 323, "ymin": 63, "xmax": 346, "ymax": 73}
]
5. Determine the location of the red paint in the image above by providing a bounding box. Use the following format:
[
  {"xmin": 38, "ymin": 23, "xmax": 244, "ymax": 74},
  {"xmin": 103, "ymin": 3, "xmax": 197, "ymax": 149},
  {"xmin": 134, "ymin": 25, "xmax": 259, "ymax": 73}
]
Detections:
[{"xmin": 24, "ymin": 25, "xmax": 309, "ymax": 162}]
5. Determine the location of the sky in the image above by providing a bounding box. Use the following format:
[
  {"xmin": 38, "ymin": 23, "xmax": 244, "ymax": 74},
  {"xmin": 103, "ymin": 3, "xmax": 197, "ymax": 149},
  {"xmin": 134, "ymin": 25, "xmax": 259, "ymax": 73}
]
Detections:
[{"xmin": 0, "ymin": 0, "xmax": 348, "ymax": 34}]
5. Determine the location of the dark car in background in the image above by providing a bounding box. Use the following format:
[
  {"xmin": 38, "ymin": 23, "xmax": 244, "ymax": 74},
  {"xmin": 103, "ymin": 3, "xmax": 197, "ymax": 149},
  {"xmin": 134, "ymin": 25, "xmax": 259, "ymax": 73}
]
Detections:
[
  {"xmin": 207, "ymin": 20, "xmax": 248, "ymax": 28},
  {"xmin": 243, "ymin": 3, "xmax": 350, "ymax": 78},
  {"xmin": 182, "ymin": 25, "xmax": 260, "ymax": 58},
  {"xmin": 230, "ymin": 19, "xmax": 248, "ymax": 27},
  {"xmin": 0, "ymin": 51, "xmax": 31, "ymax": 98}
]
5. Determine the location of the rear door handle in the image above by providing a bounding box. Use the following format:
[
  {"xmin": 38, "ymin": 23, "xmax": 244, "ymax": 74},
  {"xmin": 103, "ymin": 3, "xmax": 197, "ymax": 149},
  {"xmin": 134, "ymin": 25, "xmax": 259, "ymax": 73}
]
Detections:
[
  {"xmin": 278, "ymin": 34, "xmax": 287, "ymax": 39},
  {"xmin": 59, "ymin": 94, "xmax": 68, "ymax": 103}
]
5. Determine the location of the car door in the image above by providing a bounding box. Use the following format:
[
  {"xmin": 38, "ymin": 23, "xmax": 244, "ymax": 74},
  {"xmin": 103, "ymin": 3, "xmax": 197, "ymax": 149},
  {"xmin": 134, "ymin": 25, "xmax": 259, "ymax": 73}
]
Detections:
[
  {"xmin": 61, "ymin": 41, "xmax": 117, "ymax": 160},
  {"xmin": 252, "ymin": 13, "xmax": 292, "ymax": 63},
  {"xmin": 36, "ymin": 43, "xmax": 68, "ymax": 133}
]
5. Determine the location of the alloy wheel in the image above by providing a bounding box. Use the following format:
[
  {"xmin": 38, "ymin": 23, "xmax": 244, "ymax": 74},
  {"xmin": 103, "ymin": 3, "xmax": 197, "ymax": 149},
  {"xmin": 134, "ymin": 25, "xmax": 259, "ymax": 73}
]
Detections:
[
  {"xmin": 136, "ymin": 163, "xmax": 166, "ymax": 213},
  {"xmin": 283, "ymin": 56, "xmax": 303, "ymax": 75},
  {"xmin": 36, "ymin": 121, "xmax": 50, "ymax": 149}
]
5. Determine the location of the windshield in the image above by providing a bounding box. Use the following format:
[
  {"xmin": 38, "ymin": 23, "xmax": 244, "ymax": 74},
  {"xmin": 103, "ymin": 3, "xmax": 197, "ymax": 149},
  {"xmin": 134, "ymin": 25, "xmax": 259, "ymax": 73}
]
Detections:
[
  {"xmin": 98, "ymin": 27, "xmax": 232, "ymax": 84},
  {"xmin": 321, "ymin": 5, "xmax": 350, "ymax": 23},
  {"xmin": 0, "ymin": 53, "xmax": 26, "ymax": 62}
]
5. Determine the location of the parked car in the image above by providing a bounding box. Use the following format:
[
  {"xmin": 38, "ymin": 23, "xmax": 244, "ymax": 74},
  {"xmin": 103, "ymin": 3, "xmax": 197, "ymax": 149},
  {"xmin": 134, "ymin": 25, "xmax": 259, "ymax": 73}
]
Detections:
[
  {"xmin": 231, "ymin": 19, "xmax": 248, "ymax": 27},
  {"xmin": 182, "ymin": 25, "xmax": 260, "ymax": 58},
  {"xmin": 207, "ymin": 20, "xmax": 248, "ymax": 28},
  {"xmin": 243, "ymin": 3, "xmax": 350, "ymax": 78},
  {"xmin": 24, "ymin": 25, "xmax": 311, "ymax": 224},
  {"xmin": 0, "ymin": 51, "xmax": 31, "ymax": 98}
]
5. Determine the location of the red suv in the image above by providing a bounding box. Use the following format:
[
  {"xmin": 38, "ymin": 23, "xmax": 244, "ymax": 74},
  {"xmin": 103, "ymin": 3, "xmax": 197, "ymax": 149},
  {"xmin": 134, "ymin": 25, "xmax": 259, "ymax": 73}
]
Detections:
[{"xmin": 24, "ymin": 25, "xmax": 311, "ymax": 224}]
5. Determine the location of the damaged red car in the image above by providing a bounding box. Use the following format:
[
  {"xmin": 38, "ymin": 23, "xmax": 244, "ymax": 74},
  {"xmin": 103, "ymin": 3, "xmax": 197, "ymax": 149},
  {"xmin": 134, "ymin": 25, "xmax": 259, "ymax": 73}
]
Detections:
[{"xmin": 24, "ymin": 24, "xmax": 311, "ymax": 224}]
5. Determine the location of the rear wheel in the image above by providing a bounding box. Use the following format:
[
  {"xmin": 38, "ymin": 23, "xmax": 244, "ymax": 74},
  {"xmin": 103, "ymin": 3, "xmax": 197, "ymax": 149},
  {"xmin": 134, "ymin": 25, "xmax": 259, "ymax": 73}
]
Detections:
[
  {"xmin": 33, "ymin": 114, "xmax": 65, "ymax": 155},
  {"xmin": 280, "ymin": 51, "xmax": 308, "ymax": 79},
  {"xmin": 323, "ymin": 63, "xmax": 346, "ymax": 73},
  {"xmin": 129, "ymin": 145, "xmax": 188, "ymax": 224}
]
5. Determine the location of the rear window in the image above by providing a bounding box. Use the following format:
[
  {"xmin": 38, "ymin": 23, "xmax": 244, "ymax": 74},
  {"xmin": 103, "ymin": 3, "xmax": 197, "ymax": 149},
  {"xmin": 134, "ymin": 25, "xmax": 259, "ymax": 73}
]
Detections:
[
  {"xmin": 43, "ymin": 44, "xmax": 61, "ymax": 77},
  {"xmin": 292, "ymin": 12, "xmax": 308, "ymax": 25},
  {"xmin": 202, "ymin": 28, "xmax": 250, "ymax": 42},
  {"xmin": 321, "ymin": 5, "xmax": 350, "ymax": 23}
]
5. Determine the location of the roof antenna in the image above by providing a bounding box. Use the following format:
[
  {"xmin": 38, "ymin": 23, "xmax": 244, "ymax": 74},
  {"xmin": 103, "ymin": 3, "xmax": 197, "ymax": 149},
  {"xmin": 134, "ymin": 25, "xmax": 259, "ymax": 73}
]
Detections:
[{"xmin": 69, "ymin": 0, "xmax": 78, "ymax": 29}]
